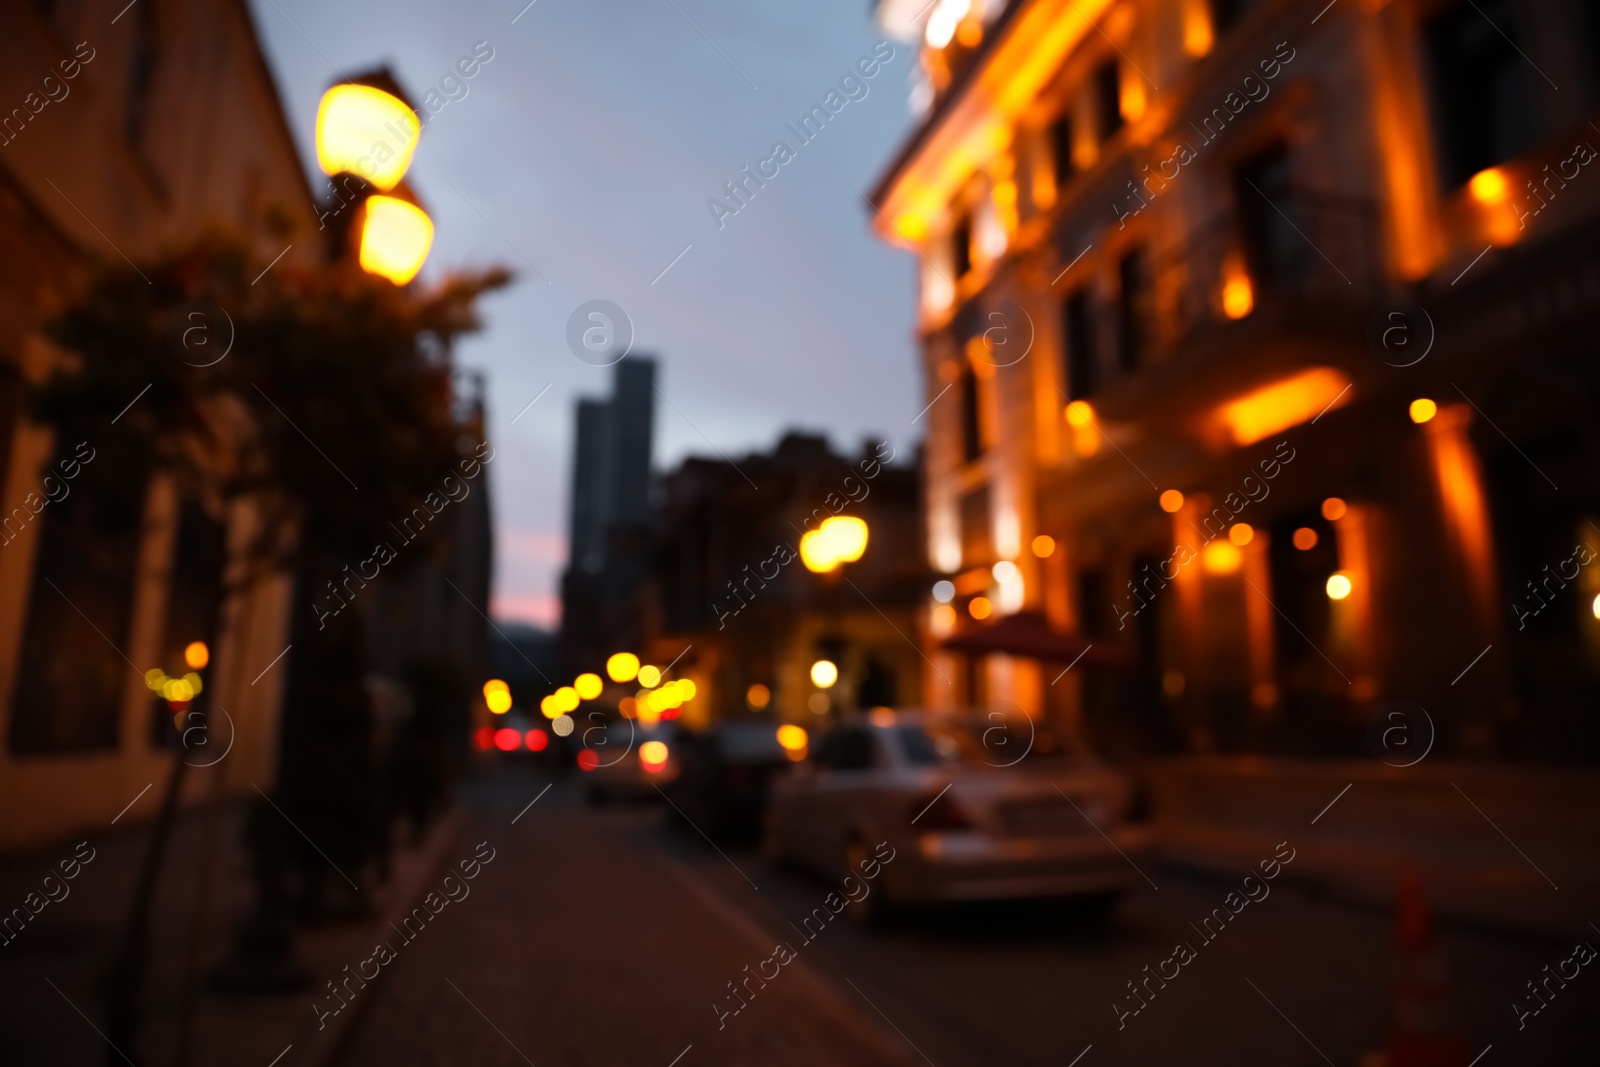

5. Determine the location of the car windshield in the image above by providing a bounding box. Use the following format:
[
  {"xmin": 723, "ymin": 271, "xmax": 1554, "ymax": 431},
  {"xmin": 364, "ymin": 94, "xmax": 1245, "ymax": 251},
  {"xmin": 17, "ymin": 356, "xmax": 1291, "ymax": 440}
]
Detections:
[{"xmin": 895, "ymin": 718, "xmax": 1084, "ymax": 768}]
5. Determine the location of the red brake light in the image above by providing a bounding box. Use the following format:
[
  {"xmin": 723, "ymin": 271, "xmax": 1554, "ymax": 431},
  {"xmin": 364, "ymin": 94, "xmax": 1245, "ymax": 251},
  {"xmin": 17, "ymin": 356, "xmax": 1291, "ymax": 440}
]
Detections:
[{"xmin": 911, "ymin": 789, "xmax": 973, "ymax": 830}]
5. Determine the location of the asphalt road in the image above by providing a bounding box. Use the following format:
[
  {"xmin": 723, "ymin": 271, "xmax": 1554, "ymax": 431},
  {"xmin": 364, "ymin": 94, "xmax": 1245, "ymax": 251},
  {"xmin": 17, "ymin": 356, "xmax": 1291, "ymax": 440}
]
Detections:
[{"xmin": 336, "ymin": 766, "xmax": 1598, "ymax": 1066}]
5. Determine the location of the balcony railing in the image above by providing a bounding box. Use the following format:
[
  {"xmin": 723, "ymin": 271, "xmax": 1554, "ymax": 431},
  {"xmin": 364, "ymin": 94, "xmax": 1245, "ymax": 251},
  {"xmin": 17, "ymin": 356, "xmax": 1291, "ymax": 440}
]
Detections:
[{"xmin": 1148, "ymin": 190, "xmax": 1383, "ymax": 354}]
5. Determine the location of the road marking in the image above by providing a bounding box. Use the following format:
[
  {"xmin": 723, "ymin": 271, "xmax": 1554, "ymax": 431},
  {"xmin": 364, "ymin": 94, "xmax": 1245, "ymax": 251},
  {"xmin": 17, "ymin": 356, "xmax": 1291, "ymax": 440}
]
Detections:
[
  {"xmin": 1452, "ymin": 644, "xmax": 1492, "ymax": 685},
  {"xmin": 111, "ymin": 783, "xmax": 153, "ymax": 825},
  {"xmin": 1311, "ymin": 783, "xmax": 1352, "ymax": 825},
  {"xmin": 910, "ymin": 783, "xmax": 952, "ymax": 825},
  {"xmin": 511, "ymin": 783, "xmax": 552, "ymax": 825}
]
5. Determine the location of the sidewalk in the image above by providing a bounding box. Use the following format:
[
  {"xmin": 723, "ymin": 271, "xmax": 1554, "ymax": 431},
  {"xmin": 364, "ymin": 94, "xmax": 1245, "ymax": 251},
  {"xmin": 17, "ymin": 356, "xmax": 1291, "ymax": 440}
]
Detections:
[
  {"xmin": 0, "ymin": 796, "xmax": 461, "ymax": 1067},
  {"xmin": 1140, "ymin": 756, "xmax": 1600, "ymax": 942}
]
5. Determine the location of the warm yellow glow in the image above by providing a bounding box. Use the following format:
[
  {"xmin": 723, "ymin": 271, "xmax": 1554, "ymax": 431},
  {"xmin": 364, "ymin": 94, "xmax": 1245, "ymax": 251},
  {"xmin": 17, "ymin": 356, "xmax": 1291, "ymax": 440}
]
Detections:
[
  {"xmin": 1326, "ymin": 572, "xmax": 1353, "ymax": 600},
  {"xmin": 1293, "ymin": 527, "xmax": 1319, "ymax": 550},
  {"xmin": 639, "ymin": 740, "xmax": 669, "ymax": 766},
  {"xmin": 746, "ymin": 683, "xmax": 771, "ymax": 710},
  {"xmin": 1216, "ymin": 367, "xmax": 1351, "ymax": 446},
  {"xmin": 810, "ymin": 659, "xmax": 839, "ymax": 688},
  {"xmin": 1424, "ymin": 405, "xmax": 1497, "ymax": 625},
  {"xmin": 1468, "ymin": 167, "xmax": 1509, "ymax": 205},
  {"xmin": 1120, "ymin": 76, "xmax": 1146, "ymax": 123},
  {"xmin": 1031, "ymin": 534, "xmax": 1056, "ymax": 558},
  {"xmin": 678, "ymin": 679, "xmax": 697, "ymax": 701},
  {"xmin": 931, "ymin": 603, "xmax": 958, "ymax": 634},
  {"xmin": 799, "ymin": 515, "xmax": 870, "ymax": 573},
  {"xmin": 894, "ymin": 213, "xmax": 928, "ymax": 243},
  {"xmin": 540, "ymin": 695, "xmax": 558, "ymax": 719},
  {"xmin": 638, "ymin": 665, "xmax": 661, "ymax": 688},
  {"xmin": 1065, "ymin": 400, "xmax": 1095, "ymax": 427},
  {"xmin": 162, "ymin": 677, "xmax": 196, "ymax": 703},
  {"xmin": 1159, "ymin": 489, "xmax": 1185, "ymax": 513},
  {"xmin": 1182, "ymin": 0, "xmax": 1214, "ymax": 56},
  {"xmin": 1592, "ymin": 593, "xmax": 1600, "ymax": 620},
  {"xmin": 554, "ymin": 686, "xmax": 579, "ymax": 713},
  {"xmin": 776, "ymin": 724, "xmax": 808, "ymax": 751},
  {"xmin": 574, "ymin": 673, "xmax": 603, "ymax": 700},
  {"xmin": 1229, "ymin": 523, "xmax": 1254, "ymax": 547},
  {"xmin": 1322, "ymin": 497, "xmax": 1347, "ymax": 522},
  {"xmin": 145, "ymin": 668, "xmax": 167, "ymax": 692},
  {"xmin": 1202, "ymin": 540, "xmax": 1243, "ymax": 575},
  {"xmin": 315, "ymin": 84, "xmax": 419, "ymax": 191},
  {"xmin": 606, "ymin": 652, "xmax": 640, "ymax": 683},
  {"xmin": 487, "ymin": 688, "xmax": 512, "ymax": 714},
  {"xmin": 1410, "ymin": 398, "xmax": 1437, "ymax": 424},
  {"xmin": 1221, "ymin": 256, "xmax": 1254, "ymax": 319},
  {"xmin": 969, "ymin": 595, "xmax": 993, "ymax": 619},
  {"xmin": 483, "ymin": 679, "xmax": 509, "ymax": 700},
  {"xmin": 359, "ymin": 196, "xmax": 434, "ymax": 285},
  {"xmin": 184, "ymin": 641, "xmax": 210, "ymax": 670}
]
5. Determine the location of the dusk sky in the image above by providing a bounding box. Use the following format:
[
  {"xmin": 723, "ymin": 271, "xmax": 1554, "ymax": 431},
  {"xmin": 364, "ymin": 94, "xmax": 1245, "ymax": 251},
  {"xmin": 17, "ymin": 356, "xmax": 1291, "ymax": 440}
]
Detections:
[{"xmin": 248, "ymin": 0, "xmax": 923, "ymax": 627}]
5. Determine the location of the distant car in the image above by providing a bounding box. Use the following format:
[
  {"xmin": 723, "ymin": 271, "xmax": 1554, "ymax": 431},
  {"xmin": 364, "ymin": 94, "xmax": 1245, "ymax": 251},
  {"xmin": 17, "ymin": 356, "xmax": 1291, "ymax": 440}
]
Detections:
[
  {"xmin": 582, "ymin": 719, "xmax": 681, "ymax": 803},
  {"xmin": 662, "ymin": 720, "xmax": 798, "ymax": 842},
  {"xmin": 763, "ymin": 711, "xmax": 1150, "ymax": 916}
]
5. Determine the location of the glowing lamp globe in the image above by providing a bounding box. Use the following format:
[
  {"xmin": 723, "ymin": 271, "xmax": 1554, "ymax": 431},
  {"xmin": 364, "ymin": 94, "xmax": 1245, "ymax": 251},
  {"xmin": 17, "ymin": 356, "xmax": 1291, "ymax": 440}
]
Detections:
[
  {"xmin": 315, "ymin": 83, "xmax": 418, "ymax": 191},
  {"xmin": 359, "ymin": 196, "xmax": 434, "ymax": 284}
]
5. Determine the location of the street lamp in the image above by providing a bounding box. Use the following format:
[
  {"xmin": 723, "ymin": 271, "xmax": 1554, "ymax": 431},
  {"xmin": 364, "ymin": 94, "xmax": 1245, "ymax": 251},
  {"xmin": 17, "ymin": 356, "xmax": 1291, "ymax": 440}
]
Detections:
[
  {"xmin": 313, "ymin": 71, "xmax": 434, "ymax": 285},
  {"xmin": 799, "ymin": 516, "xmax": 869, "ymax": 573}
]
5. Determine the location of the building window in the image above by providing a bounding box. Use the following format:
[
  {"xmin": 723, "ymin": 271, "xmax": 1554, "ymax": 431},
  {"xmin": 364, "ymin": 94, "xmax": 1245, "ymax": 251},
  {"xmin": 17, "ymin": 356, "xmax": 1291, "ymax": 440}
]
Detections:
[
  {"xmin": 959, "ymin": 484, "xmax": 992, "ymax": 564},
  {"xmin": 1061, "ymin": 288, "xmax": 1097, "ymax": 400},
  {"xmin": 1076, "ymin": 568, "xmax": 1112, "ymax": 637},
  {"xmin": 1210, "ymin": 0, "xmax": 1258, "ymax": 35},
  {"xmin": 952, "ymin": 213, "xmax": 973, "ymax": 278},
  {"xmin": 959, "ymin": 360, "xmax": 982, "ymax": 463},
  {"xmin": 1094, "ymin": 60, "xmax": 1123, "ymax": 142},
  {"xmin": 1050, "ymin": 114, "xmax": 1075, "ymax": 190},
  {"xmin": 1235, "ymin": 142, "xmax": 1305, "ymax": 292},
  {"xmin": 150, "ymin": 501, "xmax": 227, "ymax": 744},
  {"xmin": 1424, "ymin": 0, "xmax": 1536, "ymax": 190},
  {"xmin": 1116, "ymin": 247, "xmax": 1152, "ymax": 371}
]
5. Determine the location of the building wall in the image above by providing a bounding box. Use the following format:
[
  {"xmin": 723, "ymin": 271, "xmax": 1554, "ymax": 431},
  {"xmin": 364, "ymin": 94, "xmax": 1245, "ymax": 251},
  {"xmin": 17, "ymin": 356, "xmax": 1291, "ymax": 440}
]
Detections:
[
  {"xmin": 873, "ymin": 0, "xmax": 1600, "ymax": 761},
  {"xmin": 0, "ymin": 0, "xmax": 320, "ymax": 852}
]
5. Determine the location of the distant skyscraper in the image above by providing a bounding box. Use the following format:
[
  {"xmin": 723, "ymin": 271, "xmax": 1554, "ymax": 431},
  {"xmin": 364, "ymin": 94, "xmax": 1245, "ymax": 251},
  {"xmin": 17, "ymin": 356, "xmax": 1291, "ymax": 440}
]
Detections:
[
  {"xmin": 561, "ymin": 357, "xmax": 656, "ymax": 671},
  {"xmin": 567, "ymin": 357, "xmax": 656, "ymax": 573}
]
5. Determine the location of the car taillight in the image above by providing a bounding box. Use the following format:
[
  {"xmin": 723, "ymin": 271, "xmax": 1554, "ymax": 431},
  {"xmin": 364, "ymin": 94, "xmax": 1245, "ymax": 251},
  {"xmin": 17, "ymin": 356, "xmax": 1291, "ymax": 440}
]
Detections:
[{"xmin": 911, "ymin": 789, "xmax": 973, "ymax": 831}]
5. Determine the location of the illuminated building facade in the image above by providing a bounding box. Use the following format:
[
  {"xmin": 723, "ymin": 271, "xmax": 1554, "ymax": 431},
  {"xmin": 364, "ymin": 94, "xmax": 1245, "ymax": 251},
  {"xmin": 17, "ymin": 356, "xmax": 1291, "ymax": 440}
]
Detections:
[{"xmin": 871, "ymin": 0, "xmax": 1600, "ymax": 760}]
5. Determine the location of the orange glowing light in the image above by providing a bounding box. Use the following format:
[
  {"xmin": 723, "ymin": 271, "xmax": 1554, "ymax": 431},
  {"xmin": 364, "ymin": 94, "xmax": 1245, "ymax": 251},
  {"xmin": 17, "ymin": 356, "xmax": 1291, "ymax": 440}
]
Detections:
[
  {"xmin": 1468, "ymin": 167, "xmax": 1509, "ymax": 205},
  {"xmin": 1120, "ymin": 77, "xmax": 1146, "ymax": 123},
  {"xmin": 969, "ymin": 596, "xmax": 993, "ymax": 619},
  {"xmin": 1031, "ymin": 534, "xmax": 1056, "ymax": 558},
  {"xmin": 1410, "ymin": 398, "xmax": 1437, "ymax": 424},
  {"xmin": 1182, "ymin": 1, "xmax": 1214, "ymax": 56},
  {"xmin": 931, "ymin": 603, "xmax": 958, "ymax": 634},
  {"xmin": 315, "ymin": 83, "xmax": 419, "ymax": 191},
  {"xmin": 1221, "ymin": 256, "xmax": 1254, "ymax": 319},
  {"xmin": 776, "ymin": 724, "xmax": 808, "ymax": 751},
  {"xmin": 184, "ymin": 642, "xmax": 210, "ymax": 670},
  {"xmin": 1065, "ymin": 400, "xmax": 1095, "ymax": 427},
  {"xmin": 1292, "ymin": 527, "xmax": 1319, "ymax": 550},
  {"xmin": 1159, "ymin": 489, "xmax": 1185, "ymax": 513},
  {"xmin": 1228, "ymin": 523, "xmax": 1254, "ymax": 547},
  {"xmin": 1202, "ymin": 540, "xmax": 1242, "ymax": 575},
  {"xmin": 746, "ymin": 683, "xmax": 771, "ymax": 710},
  {"xmin": 1326, "ymin": 572, "xmax": 1353, "ymax": 600},
  {"xmin": 799, "ymin": 515, "xmax": 869, "ymax": 573},
  {"xmin": 640, "ymin": 740, "xmax": 669, "ymax": 769},
  {"xmin": 1322, "ymin": 497, "xmax": 1348, "ymax": 522},
  {"xmin": 1216, "ymin": 368, "xmax": 1351, "ymax": 446},
  {"xmin": 619, "ymin": 696, "xmax": 637, "ymax": 718}
]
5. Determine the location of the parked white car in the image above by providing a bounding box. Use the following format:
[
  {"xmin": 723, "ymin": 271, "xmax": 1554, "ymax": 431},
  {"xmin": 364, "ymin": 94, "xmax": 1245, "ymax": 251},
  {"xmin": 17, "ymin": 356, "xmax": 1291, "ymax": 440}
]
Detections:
[{"xmin": 764, "ymin": 711, "xmax": 1150, "ymax": 913}]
